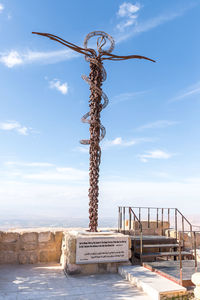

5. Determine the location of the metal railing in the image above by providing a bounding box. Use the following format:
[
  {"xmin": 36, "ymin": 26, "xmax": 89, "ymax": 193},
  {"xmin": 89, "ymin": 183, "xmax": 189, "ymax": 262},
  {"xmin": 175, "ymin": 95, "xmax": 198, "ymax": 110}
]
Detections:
[
  {"xmin": 178, "ymin": 230, "xmax": 200, "ymax": 285},
  {"xmin": 118, "ymin": 206, "xmax": 199, "ymax": 284},
  {"xmin": 118, "ymin": 207, "xmax": 143, "ymax": 264},
  {"xmin": 118, "ymin": 206, "xmax": 193, "ymax": 239}
]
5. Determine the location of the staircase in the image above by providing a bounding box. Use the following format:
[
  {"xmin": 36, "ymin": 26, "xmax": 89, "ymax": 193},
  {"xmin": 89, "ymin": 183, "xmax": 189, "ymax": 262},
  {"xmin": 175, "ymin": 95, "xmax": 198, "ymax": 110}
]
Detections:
[
  {"xmin": 131, "ymin": 235, "xmax": 192, "ymax": 263},
  {"xmin": 118, "ymin": 207, "xmax": 200, "ymax": 288},
  {"xmin": 118, "ymin": 206, "xmax": 198, "ymax": 286}
]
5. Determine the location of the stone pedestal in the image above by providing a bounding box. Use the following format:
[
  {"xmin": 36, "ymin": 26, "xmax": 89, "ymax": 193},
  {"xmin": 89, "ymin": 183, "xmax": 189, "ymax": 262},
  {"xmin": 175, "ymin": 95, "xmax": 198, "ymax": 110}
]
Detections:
[
  {"xmin": 60, "ymin": 230, "xmax": 131, "ymax": 275},
  {"xmin": 191, "ymin": 272, "xmax": 200, "ymax": 299}
]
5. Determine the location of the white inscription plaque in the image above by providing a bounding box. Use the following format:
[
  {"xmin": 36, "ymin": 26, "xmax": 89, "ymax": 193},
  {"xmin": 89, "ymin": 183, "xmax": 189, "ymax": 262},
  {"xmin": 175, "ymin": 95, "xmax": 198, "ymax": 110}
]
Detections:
[{"xmin": 76, "ymin": 236, "xmax": 129, "ymax": 264}]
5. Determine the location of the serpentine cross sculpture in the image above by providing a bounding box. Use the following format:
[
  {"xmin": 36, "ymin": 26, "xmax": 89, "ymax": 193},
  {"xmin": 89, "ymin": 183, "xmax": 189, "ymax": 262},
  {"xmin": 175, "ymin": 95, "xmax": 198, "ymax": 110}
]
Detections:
[{"xmin": 32, "ymin": 30, "xmax": 155, "ymax": 232}]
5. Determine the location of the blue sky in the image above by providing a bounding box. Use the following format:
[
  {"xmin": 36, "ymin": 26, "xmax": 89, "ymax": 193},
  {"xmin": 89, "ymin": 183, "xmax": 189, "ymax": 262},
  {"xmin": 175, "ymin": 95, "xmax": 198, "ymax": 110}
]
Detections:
[{"xmin": 0, "ymin": 0, "xmax": 200, "ymax": 223}]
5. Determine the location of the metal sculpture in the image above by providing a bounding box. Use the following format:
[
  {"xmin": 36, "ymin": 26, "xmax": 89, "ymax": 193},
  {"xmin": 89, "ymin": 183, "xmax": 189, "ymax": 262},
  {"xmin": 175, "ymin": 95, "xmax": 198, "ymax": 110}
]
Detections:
[{"xmin": 32, "ymin": 30, "xmax": 155, "ymax": 232}]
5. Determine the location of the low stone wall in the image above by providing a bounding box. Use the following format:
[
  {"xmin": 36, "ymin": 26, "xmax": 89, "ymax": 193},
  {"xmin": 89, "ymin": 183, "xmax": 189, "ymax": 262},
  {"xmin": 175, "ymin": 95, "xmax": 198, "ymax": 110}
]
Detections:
[
  {"xmin": 124, "ymin": 221, "xmax": 170, "ymax": 236},
  {"xmin": 167, "ymin": 230, "xmax": 200, "ymax": 249},
  {"xmin": 0, "ymin": 229, "xmax": 63, "ymax": 264}
]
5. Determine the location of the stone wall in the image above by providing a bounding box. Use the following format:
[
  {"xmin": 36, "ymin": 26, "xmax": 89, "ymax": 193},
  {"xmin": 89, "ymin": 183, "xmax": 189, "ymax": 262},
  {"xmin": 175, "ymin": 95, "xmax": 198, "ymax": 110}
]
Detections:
[
  {"xmin": 167, "ymin": 230, "xmax": 200, "ymax": 249},
  {"xmin": 0, "ymin": 229, "xmax": 63, "ymax": 264},
  {"xmin": 124, "ymin": 220, "xmax": 170, "ymax": 236}
]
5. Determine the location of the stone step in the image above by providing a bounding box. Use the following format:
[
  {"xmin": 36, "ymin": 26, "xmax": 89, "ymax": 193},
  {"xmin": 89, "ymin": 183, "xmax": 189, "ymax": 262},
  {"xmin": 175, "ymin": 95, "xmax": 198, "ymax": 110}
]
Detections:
[
  {"xmin": 135, "ymin": 243, "xmax": 179, "ymax": 249},
  {"xmin": 118, "ymin": 265, "xmax": 187, "ymax": 300},
  {"xmin": 130, "ymin": 235, "xmax": 177, "ymax": 243},
  {"xmin": 135, "ymin": 251, "xmax": 193, "ymax": 259}
]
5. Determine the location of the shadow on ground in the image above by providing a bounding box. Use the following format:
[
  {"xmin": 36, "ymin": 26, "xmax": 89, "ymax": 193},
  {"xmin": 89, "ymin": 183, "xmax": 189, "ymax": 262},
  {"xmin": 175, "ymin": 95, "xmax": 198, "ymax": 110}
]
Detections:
[{"xmin": 0, "ymin": 264, "xmax": 149, "ymax": 299}]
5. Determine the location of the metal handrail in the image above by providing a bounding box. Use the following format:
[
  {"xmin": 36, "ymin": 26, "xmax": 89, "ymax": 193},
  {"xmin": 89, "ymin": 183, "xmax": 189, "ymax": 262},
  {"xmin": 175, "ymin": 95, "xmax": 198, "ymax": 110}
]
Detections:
[
  {"xmin": 118, "ymin": 206, "xmax": 196, "ymax": 234},
  {"xmin": 119, "ymin": 206, "xmax": 177, "ymax": 209},
  {"xmin": 129, "ymin": 208, "xmax": 142, "ymax": 230},
  {"xmin": 118, "ymin": 206, "xmax": 143, "ymax": 265},
  {"xmin": 192, "ymin": 225, "xmax": 200, "ymax": 230},
  {"xmin": 118, "ymin": 206, "xmax": 143, "ymax": 234},
  {"xmin": 119, "ymin": 206, "xmax": 176, "ymax": 237},
  {"xmin": 118, "ymin": 206, "xmax": 200, "ymax": 279},
  {"xmin": 118, "ymin": 206, "xmax": 197, "ymax": 229},
  {"xmin": 177, "ymin": 230, "xmax": 199, "ymax": 283},
  {"xmin": 176, "ymin": 209, "xmax": 192, "ymax": 227},
  {"xmin": 194, "ymin": 231, "xmax": 198, "ymax": 273},
  {"xmin": 129, "ymin": 208, "xmax": 143, "ymax": 265},
  {"xmin": 178, "ymin": 232, "xmax": 183, "ymax": 285}
]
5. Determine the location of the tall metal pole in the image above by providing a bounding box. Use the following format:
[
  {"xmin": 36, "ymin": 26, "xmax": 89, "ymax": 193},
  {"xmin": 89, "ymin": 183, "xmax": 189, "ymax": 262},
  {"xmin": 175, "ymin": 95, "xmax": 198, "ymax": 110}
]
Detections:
[
  {"xmin": 88, "ymin": 57, "xmax": 103, "ymax": 231},
  {"xmin": 32, "ymin": 31, "xmax": 155, "ymax": 232}
]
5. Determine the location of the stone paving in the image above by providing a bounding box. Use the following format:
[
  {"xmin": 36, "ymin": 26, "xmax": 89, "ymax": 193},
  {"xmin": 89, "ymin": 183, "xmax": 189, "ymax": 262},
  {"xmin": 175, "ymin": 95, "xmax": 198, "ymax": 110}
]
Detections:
[{"xmin": 0, "ymin": 264, "xmax": 150, "ymax": 299}]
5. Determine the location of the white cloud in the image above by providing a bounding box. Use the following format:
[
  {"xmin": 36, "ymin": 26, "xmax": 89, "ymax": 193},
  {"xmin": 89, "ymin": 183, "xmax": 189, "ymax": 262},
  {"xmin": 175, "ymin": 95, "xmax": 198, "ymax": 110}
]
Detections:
[
  {"xmin": 26, "ymin": 49, "xmax": 78, "ymax": 62},
  {"xmin": 100, "ymin": 179, "xmax": 200, "ymax": 216},
  {"xmin": 170, "ymin": 81, "xmax": 200, "ymax": 102},
  {"xmin": 139, "ymin": 150, "xmax": 173, "ymax": 162},
  {"xmin": 49, "ymin": 79, "xmax": 68, "ymax": 95},
  {"xmin": 0, "ymin": 177, "xmax": 200, "ymax": 220},
  {"xmin": 0, "ymin": 180, "xmax": 89, "ymax": 219},
  {"xmin": 118, "ymin": 2, "xmax": 140, "ymax": 17},
  {"xmin": 117, "ymin": 2, "xmax": 140, "ymax": 32},
  {"xmin": 137, "ymin": 120, "xmax": 179, "ymax": 131},
  {"xmin": 0, "ymin": 3, "xmax": 4, "ymax": 13},
  {"xmin": 5, "ymin": 162, "xmax": 54, "ymax": 167},
  {"xmin": 0, "ymin": 121, "xmax": 30, "ymax": 135},
  {"xmin": 2, "ymin": 161, "xmax": 88, "ymax": 182},
  {"xmin": 152, "ymin": 171, "xmax": 170, "ymax": 179},
  {"xmin": 111, "ymin": 137, "xmax": 123, "ymax": 145},
  {"xmin": 0, "ymin": 49, "xmax": 78, "ymax": 68},
  {"xmin": 115, "ymin": 4, "xmax": 193, "ymax": 43},
  {"xmin": 17, "ymin": 126, "xmax": 28, "ymax": 135},
  {"xmin": 0, "ymin": 51, "xmax": 23, "ymax": 68},
  {"xmin": 104, "ymin": 137, "xmax": 132, "ymax": 147},
  {"xmin": 103, "ymin": 136, "xmax": 152, "ymax": 148},
  {"xmin": 3, "ymin": 163, "xmax": 88, "ymax": 182},
  {"xmin": 77, "ymin": 146, "xmax": 89, "ymax": 153},
  {"xmin": 117, "ymin": 16, "xmax": 137, "ymax": 31},
  {"xmin": 111, "ymin": 90, "xmax": 148, "ymax": 106},
  {"xmin": 184, "ymin": 177, "xmax": 200, "ymax": 185},
  {"xmin": 1, "ymin": 160, "xmax": 200, "ymax": 219}
]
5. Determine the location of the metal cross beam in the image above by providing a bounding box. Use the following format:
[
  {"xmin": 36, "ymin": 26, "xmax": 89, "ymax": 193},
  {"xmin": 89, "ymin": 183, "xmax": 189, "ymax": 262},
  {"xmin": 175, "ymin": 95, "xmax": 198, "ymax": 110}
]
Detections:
[{"xmin": 32, "ymin": 31, "xmax": 155, "ymax": 232}]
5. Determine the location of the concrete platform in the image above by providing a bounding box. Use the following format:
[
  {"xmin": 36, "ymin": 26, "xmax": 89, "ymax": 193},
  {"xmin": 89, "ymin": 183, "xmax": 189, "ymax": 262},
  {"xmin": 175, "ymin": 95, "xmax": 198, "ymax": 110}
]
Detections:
[
  {"xmin": 119, "ymin": 265, "xmax": 187, "ymax": 300},
  {"xmin": 0, "ymin": 264, "xmax": 150, "ymax": 299},
  {"xmin": 144, "ymin": 260, "xmax": 200, "ymax": 287}
]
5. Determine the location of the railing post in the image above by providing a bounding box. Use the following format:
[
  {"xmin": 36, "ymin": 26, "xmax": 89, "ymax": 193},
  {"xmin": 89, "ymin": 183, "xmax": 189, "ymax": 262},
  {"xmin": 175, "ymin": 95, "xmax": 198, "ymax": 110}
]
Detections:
[
  {"xmin": 182, "ymin": 216, "xmax": 185, "ymax": 249},
  {"xmin": 120, "ymin": 207, "xmax": 122, "ymax": 232},
  {"xmin": 168, "ymin": 208, "xmax": 170, "ymax": 237},
  {"xmin": 129, "ymin": 207, "xmax": 131, "ymax": 235},
  {"xmin": 161, "ymin": 208, "xmax": 164, "ymax": 236},
  {"xmin": 118, "ymin": 207, "xmax": 120, "ymax": 232},
  {"xmin": 148, "ymin": 208, "xmax": 150, "ymax": 229},
  {"xmin": 123, "ymin": 207, "xmax": 125, "ymax": 234},
  {"xmin": 156, "ymin": 208, "xmax": 159, "ymax": 228},
  {"xmin": 178, "ymin": 233, "xmax": 183, "ymax": 286},
  {"xmin": 175, "ymin": 209, "xmax": 178, "ymax": 240},
  {"xmin": 134, "ymin": 214, "xmax": 136, "ymax": 235},
  {"xmin": 139, "ymin": 207, "xmax": 141, "ymax": 223},
  {"xmin": 190, "ymin": 224, "xmax": 193, "ymax": 253},
  {"xmin": 140, "ymin": 229, "xmax": 143, "ymax": 266},
  {"xmin": 194, "ymin": 231, "xmax": 197, "ymax": 273}
]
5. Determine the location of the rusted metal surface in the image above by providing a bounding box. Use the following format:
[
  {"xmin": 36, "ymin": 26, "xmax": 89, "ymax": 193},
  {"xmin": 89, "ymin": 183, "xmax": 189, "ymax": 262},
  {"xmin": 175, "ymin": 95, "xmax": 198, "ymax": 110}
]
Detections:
[{"xmin": 32, "ymin": 31, "xmax": 155, "ymax": 232}]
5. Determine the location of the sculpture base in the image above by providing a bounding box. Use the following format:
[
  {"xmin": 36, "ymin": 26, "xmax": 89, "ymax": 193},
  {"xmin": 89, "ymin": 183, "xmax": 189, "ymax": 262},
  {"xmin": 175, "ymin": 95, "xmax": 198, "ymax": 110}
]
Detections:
[{"xmin": 60, "ymin": 230, "xmax": 131, "ymax": 275}]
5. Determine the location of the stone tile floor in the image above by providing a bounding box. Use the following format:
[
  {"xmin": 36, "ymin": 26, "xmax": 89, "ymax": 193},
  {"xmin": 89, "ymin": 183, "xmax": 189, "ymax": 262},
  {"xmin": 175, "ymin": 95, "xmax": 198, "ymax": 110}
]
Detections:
[{"xmin": 0, "ymin": 264, "xmax": 150, "ymax": 299}]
